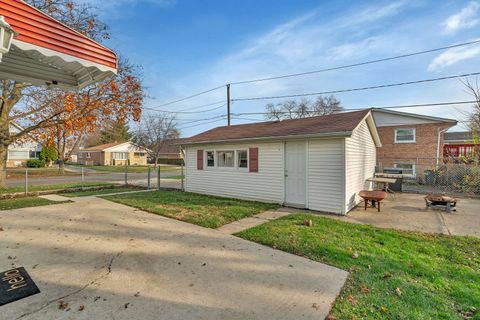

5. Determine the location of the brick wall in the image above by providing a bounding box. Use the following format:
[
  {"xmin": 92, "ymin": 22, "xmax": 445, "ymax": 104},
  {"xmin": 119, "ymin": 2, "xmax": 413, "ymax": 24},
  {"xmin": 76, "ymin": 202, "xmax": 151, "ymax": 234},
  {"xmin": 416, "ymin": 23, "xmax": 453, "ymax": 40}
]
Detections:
[
  {"xmin": 77, "ymin": 152, "xmax": 104, "ymax": 165},
  {"xmin": 376, "ymin": 123, "xmax": 453, "ymax": 175}
]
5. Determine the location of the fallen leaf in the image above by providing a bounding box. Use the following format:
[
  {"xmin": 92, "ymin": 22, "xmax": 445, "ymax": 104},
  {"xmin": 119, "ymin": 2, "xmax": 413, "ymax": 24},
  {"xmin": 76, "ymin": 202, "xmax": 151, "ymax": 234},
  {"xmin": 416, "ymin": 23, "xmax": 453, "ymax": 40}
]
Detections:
[
  {"xmin": 311, "ymin": 303, "xmax": 319, "ymax": 310},
  {"xmin": 352, "ymin": 252, "xmax": 359, "ymax": 259},
  {"xmin": 58, "ymin": 301, "xmax": 68, "ymax": 310},
  {"xmin": 326, "ymin": 315, "xmax": 337, "ymax": 320},
  {"xmin": 347, "ymin": 295, "xmax": 358, "ymax": 305},
  {"xmin": 383, "ymin": 272, "xmax": 392, "ymax": 279},
  {"xmin": 124, "ymin": 302, "xmax": 130, "ymax": 309},
  {"xmin": 78, "ymin": 305, "xmax": 85, "ymax": 311},
  {"xmin": 346, "ymin": 246, "xmax": 353, "ymax": 252},
  {"xmin": 361, "ymin": 284, "xmax": 370, "ymax": 294},
  {"xmin": 381, "ymin": 306, "xmax": 389, "ymax": 313},
  {"xmin": 134, "ymin": 292, "xmax": 140, "ymax": 297},
  {"xmin": 395, "ymin": 287, "xmax": 402, "ymax": 296}
]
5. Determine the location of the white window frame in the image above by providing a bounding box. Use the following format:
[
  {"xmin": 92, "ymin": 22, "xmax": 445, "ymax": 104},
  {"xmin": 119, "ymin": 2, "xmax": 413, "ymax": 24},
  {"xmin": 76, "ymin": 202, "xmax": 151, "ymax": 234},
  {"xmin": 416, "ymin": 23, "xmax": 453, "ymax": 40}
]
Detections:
[
  {"xmin": 236, "ymin": 149, "xmax": 249, "ymax": 170},
  {"xmin": 394, "ymin": 128, "xmax": 416, "ymax": 144},
  {"xmin": 394, "ymin": 163, "xmax": 416, "ymax": 178},
  {"xmin": 112, "ymin": 152, "xmax": 128, "ymax": 160},
  {"xmin": 205, "ymin": 151, "xmax": 215, "ymax": 167},
  {"xmin": 203, "ymin": 149, "xmax": 251, "ymax": 171},
  {"xmin": 217, "ymin": 150, "xmax": 235, "ymax": 168},
  {"xmin": 85, "ymin": 152, "xmax": 91, "ymax": 159}
]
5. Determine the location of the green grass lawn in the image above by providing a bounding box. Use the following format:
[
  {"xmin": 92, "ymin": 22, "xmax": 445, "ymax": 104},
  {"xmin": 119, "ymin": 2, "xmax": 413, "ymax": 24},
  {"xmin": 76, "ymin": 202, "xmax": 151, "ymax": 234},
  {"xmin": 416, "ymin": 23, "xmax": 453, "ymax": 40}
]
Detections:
[
  {"xmin": 104, "ymin": 190, "xmax": 278, "ymax": 228},
  {"xmin": 0, "ymin": 197, "xmax": 71, "ymax": 210},
  {"xmin": 7, "ymin": 168, "xmax": 79, "ymax": 179},
  {"xmin": 238, "ymin": 214, "xmax": 480, "ymax": 320},
  {"xmin": 0, "ymin": 182, "xmax": 115, "ymax": 195},
  {"xmin": 74, "ymin": 165, "xmax": 180, "ymax": 173},
  {"xmin": 62, "ymin": 186, "xmax": 145, "ymax": 197}
]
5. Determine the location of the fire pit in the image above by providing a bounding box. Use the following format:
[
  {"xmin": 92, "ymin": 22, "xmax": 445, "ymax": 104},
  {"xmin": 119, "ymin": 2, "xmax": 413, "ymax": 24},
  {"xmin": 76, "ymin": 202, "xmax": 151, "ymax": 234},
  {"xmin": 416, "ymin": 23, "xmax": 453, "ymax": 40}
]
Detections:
[
  {"xmin": 425, "ymin": 194, "xmax": 457, "ymax": 213},
  {"xmin": 359, "ymin": 190, "xmax": 388, "ymax": 212}
]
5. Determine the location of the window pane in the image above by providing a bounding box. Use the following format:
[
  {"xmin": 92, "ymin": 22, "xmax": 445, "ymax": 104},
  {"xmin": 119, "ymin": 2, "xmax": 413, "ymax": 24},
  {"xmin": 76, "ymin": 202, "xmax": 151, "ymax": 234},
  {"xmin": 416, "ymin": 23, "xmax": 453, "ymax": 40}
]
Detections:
[
  {"xmin": 237, "ymin": 150, "xmax": 248, "ymax": 168},
  {"xmin": 8, "ymin": 151, "xmax": 29, "ymax": 160},
  {"xmin": 396, "ymin": 129, "xmax": 415, "ymax": 142},
  {"xmin": 217, "ymin": 151, "xmax": 234, "ymax": 167},
  {"xmin": 206, "ymin": 151, "xmax": 215, "ymax": 167},
  {"xmin": 394, "ymin": 163, "xmax": 414, "ymax": 175}
]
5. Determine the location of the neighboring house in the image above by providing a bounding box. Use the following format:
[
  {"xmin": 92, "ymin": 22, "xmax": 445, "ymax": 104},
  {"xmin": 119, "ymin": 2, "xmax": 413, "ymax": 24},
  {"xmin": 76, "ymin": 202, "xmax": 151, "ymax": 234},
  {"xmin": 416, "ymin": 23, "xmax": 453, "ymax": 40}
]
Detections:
[
  {"xmin": 443, "ymin": 131, "xmax": 478, "ymax": 159},
  {"xmin": 7, "ymin": 123, "xmax": 43, "ymax": 167},
  {"xmin": 372, "ymin": 109, "xmax": 457, "ymax": 177},
  {"xmin": 180, "ymin": 110, "xmax": 381, "ymax": 215},
  {"xmin": 76, "ymin": 141, "xmax": 148, "ymax": 166},
  {"xmin": 157, "ymin": 139, "xmax": 184, "ymax": 160}
]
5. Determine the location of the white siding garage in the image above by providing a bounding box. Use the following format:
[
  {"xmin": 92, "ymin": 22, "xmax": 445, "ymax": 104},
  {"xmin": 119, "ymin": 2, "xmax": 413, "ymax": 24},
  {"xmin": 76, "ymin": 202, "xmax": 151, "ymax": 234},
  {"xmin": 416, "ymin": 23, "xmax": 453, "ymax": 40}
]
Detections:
[
  {"xmin": 185, "ymin": 142, "xmax": 284, "ymax": 203},
  {"xmin": 182, "ymin": 110, "xmax": 381, "ymax": 215}
]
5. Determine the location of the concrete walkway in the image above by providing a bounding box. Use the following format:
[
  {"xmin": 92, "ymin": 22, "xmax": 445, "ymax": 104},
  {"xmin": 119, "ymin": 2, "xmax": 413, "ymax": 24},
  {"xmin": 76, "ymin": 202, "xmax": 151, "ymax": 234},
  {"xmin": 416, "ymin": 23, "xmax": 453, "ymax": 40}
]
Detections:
[
  {"xmin": 0, "ymin": 197, "xmax": 347, "ymax": 320},
  {"xmin": 217, "ymin": 208, "xmax": 293, "ymax": 234}
]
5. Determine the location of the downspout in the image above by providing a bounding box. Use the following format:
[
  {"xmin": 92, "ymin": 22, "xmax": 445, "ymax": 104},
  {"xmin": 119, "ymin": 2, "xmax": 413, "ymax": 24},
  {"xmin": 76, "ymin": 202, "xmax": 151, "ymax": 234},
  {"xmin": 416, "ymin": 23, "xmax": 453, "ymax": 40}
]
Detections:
[{"xmin": 436, "ymin": 127, "xmax": 449, "ymax": 167}]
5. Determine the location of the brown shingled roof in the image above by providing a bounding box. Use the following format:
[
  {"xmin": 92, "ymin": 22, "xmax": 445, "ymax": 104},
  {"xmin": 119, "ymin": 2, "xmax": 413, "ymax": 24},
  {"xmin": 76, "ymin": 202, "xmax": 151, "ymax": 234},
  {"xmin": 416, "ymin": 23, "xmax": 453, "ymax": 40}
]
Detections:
[
  {"xmin": 182, "ymin": 109, "xmax": 371, "ymax": 144},
  {"xmin": 80, "ymin": 141, "xmax": 128, "ymax": 151}
]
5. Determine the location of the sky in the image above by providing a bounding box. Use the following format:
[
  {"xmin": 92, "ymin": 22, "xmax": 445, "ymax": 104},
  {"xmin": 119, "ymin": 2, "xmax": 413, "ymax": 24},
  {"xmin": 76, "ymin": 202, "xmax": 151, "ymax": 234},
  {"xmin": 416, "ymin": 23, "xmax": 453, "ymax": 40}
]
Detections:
[{"xmin": 88, "ymin": 0, "xmax": 480, "ymax": 136}]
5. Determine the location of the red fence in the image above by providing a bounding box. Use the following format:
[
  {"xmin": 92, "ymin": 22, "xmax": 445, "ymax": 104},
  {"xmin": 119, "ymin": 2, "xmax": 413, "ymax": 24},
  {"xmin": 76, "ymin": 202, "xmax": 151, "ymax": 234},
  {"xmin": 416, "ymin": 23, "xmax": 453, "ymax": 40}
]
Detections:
[{"xmin": 444, "ymin": 144, "xmax": 478, "ymax": 158}]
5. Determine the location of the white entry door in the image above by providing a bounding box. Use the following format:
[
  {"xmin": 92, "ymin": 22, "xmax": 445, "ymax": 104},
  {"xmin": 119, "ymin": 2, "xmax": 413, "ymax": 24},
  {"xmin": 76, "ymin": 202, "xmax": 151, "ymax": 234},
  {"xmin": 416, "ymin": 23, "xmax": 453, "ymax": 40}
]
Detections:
[{"xmin": 285, "ymin": 141, "xmax": 307, "ymax": 207}]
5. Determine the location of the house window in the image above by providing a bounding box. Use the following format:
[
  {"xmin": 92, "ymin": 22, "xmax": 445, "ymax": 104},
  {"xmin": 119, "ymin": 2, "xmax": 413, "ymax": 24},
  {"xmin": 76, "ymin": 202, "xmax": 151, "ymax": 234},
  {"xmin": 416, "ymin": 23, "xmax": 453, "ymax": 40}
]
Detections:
[
  {"xmin": 85, "ymin": 152, "xmax": 91, "ymax": 159},
  {"xmin": 112, "ymin": 152, "xmax": 127, "ymax": 160},
  {"xmin": 395, "ymin": 128, "xmax": 416, "ymax": 143},
  {"xmin": 206, "ymin": 151, "xmax": 215, "ymax": 167},
  {"xmin": 134, "ymin": 152, "xmax": 145, "ymax": 157},
  {"xmin": 394, "ymin": 163, "xmax": 416, "ymax": 177},
  {"xmin": 7, "ymin": 151, "xmax": 29, "ymax": 160},
  {"xmin": 217, "ymin": 151, "xmax": 234, "ymax": 167},
  {"xmin": 237, "ymin": 150, "xmax": 248, "ymax": 168},
  {"xmin": 29, "ymin": 151, "xmax": 41, "ymax": 159}
]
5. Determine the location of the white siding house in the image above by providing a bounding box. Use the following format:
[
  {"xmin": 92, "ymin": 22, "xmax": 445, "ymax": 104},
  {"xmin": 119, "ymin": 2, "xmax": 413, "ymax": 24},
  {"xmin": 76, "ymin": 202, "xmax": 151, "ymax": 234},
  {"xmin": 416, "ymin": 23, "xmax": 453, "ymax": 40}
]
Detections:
[
  {"xmin": 182, "ymin": 110, "xmax": 381, "ymax": 215},
  {"xmin": 7, "ymin": 123, "xmax": 43, "ymax": 167}
]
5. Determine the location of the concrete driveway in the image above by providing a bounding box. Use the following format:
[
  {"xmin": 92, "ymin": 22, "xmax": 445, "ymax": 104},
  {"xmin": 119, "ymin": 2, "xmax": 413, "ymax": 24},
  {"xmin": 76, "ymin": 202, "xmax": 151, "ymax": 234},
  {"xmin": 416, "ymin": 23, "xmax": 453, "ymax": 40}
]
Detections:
[
  {"xmin": 0, "ymin": 197, "xmax": 347, "ymax": 320},
  {"xmin": 342, "ymin": 193, "xmax": 480, "ymax": 237}
]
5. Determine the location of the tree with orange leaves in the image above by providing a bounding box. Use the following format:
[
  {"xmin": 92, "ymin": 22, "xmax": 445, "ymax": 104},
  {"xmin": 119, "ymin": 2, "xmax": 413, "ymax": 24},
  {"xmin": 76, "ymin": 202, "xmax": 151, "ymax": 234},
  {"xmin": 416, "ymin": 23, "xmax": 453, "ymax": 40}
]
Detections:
[
  {"xmin": 0, "ymin": 1, "xmax": 142, "ymax": 187},
  {"xmin": 36, "ymin": 58, "xmax": 143, "ymax": 174}
]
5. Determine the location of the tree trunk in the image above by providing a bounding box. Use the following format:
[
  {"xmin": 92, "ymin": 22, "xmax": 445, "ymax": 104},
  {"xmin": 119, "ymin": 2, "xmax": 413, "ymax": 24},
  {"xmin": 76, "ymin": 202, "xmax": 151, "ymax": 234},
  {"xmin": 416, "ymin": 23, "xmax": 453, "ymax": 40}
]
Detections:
[
  {"xmin": 58, "ymin": 159, "xmax": 65, "ymax": 175},
  {"xmin": 153, "ymin": 156, "xmax": 158, "ymax": 169},
  {"xmin": 0, "ymin": 144, "xmax": 8, "ymax": 188}
]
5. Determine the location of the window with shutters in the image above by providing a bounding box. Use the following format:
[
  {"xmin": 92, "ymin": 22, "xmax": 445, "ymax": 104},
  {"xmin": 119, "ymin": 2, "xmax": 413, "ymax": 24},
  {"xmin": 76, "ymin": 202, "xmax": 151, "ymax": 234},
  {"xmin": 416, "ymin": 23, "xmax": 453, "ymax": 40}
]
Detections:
[
  {"xmin": 237, "ymin": 150, "xmax": 248, "ymax": 168},
  {"xmin": 206, "ymin": 151, "xmax": 215, "ymax": 167}
]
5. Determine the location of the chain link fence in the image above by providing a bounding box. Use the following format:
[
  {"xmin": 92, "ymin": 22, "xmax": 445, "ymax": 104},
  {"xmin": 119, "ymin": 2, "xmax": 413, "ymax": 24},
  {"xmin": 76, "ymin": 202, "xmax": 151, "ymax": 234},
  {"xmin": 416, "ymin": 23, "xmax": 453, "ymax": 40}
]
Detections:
[
  {"xmin": 376, "ymin": 158, "xmax": 480, "ymax": 197},
  {"xmin": 0, "ymin": 164, "xmax": 183, "ymax": 196}
]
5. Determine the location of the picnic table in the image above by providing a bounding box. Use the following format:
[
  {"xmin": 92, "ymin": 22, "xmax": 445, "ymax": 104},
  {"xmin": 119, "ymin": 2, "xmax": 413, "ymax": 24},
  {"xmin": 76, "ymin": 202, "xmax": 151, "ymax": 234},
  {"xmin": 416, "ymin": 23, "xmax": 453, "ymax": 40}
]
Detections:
[{"xmin": 367, "ymin": 177, "xmax": 397, "ymax": 198}]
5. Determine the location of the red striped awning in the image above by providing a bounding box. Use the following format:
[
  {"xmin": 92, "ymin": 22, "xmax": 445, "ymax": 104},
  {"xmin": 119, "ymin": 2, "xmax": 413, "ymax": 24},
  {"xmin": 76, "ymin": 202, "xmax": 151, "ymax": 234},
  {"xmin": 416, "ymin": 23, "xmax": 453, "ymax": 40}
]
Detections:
[{"xmin": 0, "ymin": 0, "xmax": 117, "ymax": 88}]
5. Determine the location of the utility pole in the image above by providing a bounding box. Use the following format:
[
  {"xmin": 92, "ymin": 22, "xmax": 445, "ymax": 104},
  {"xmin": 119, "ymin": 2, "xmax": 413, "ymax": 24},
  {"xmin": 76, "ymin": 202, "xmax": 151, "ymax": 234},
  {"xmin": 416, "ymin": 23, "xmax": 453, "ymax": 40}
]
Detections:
[{"xmin": 227, "ymin": 84, "xmax": 231, "ymax": 127}]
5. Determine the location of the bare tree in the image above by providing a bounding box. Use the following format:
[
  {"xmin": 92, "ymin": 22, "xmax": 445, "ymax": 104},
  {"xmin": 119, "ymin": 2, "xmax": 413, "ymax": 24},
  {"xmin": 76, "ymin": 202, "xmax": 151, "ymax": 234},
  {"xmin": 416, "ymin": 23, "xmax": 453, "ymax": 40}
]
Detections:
[
  {"xmin": 133, "ymin": 113, "xmax": 180, "ymax": 168},
  {"xmin": 462, "ymin": 78, "xmax": 480, "ymax": 133},
  {"xmin": 264, "ymin": 95, "xmax": 343, "ymax": 120}
]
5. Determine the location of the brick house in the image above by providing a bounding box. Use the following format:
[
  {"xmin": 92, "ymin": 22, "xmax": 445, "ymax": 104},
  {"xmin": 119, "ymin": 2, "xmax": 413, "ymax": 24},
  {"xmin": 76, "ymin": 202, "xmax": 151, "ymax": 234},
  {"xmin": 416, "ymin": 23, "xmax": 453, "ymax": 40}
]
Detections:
[
  {"xmin": 372, "ymin": 109, "xmax": 457, "ymax": 177},
  {"xmin": 76, "ymin": 141, "xmax": 149, "ymax": 166}
]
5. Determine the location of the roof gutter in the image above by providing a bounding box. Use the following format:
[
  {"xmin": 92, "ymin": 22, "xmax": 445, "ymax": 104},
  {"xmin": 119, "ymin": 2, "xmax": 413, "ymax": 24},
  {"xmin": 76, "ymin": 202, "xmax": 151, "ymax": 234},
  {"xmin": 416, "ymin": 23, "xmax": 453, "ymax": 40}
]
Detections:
[{"xmin": 178, "ymin": 131, "xmax": 353, "ymax": 146}]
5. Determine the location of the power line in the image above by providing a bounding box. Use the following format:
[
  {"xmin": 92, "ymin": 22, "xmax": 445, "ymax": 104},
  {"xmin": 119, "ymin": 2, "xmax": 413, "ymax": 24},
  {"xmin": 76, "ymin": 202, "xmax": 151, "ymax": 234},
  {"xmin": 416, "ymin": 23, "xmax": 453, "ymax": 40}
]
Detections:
[
  {"xmin": 152, "ymin": 85, "xmax": 226, "ymax": 108},
  {"xmin": 230, "ymin": 39, "xmax": 480, "ymax": 85},
  {"xmin": 178, "ymin": 117, "xmax": 227, "ymax": 130},
  {"xmin": 143, "ymin": 100, "xmax": 225, "ymax": 113},
  {"xmin": 232, "ymin": 72, "xmax": 480, "ymax": 102},
  {"xmin": 145, "ymin": 103, "xmax": 227, "ymax": 114},
  {"xmin": 230, "ymin": 100, "xmax": 477, "ymax": 116}
]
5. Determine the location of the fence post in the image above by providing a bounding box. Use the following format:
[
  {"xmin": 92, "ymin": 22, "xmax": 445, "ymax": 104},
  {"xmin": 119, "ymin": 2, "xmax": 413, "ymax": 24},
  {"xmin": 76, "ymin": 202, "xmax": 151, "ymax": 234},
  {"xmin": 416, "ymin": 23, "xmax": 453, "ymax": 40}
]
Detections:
[
  {"xmin": 181, "ymin": 162, "xmax": 184, "ymax": 191},
  {"xmin": 25, "ymin": 168, "xmax": 28, "ymax": 195},
  {"xmin": 147, "ymin": 165, "xmax": 151, "ymax": 189},
  {"xmin": 157, "ymin": 166, "xmax": 160, "ymax": 190},
  {"xmin": 124, "ymin": 163, "xmax": 128, "ymax": 185},
  {"xmin": 81, "ymin": 167, "xmax": 85, "ymax": 190}
]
